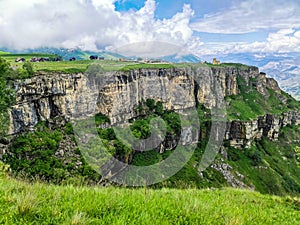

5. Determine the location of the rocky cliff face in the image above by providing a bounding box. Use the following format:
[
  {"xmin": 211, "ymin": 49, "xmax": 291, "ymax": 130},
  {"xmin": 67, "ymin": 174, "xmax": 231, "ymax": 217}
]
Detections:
[
  {"xmin": 8, "ymin": 66, "xmax": 299, "ymax": 149},
  {"xmin": 9, "ymin": 72, "xmax": 98, "ymax": 134},
  {"xmin": 225, "ymin": 111, "xmax": 300, "ymax": 148}
]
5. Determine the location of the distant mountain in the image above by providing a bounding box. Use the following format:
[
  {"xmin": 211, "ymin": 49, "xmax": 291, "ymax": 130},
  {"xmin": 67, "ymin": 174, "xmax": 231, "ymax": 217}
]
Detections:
[
  {"xmin": 159, "ymin": 54, "xmax": 201, "ymax": 63},
  {"xmin": 0, "ymin": 47, "xmax": 125, "ymax": 61},
  {"xmin": 27, "ymin": 48, "xmax": 203, "ymax": 63},
  {"xmin": 1, "ymin": 47, "xmax": 203, "ymax": 63},
  {"xmin": 24, "ymin": 47, "xmax": 126, "ymax": 60}
]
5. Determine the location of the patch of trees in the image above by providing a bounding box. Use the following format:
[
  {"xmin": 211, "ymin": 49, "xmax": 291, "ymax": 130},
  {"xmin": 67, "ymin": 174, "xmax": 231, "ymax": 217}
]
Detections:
[
  {"xmin": 0, "ymin": 58, "xmax": 37, "ymax": 138},
  {"xmin": 0, "ymin": 58, "xmax": 15, "ymax": 138},
  {"xmin": 3, "ymin": 122, "xmax": 101, "ymax": 184}
]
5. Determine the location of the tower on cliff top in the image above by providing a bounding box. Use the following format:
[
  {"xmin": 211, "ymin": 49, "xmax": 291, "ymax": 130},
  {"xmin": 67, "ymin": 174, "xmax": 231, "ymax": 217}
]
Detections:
[{"xmin": 212, "ymin": 58, "xmax": 220, "ymax": 65}]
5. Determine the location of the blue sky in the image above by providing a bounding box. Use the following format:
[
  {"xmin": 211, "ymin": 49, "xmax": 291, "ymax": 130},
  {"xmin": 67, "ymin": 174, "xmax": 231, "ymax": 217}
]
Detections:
[
  {"xmin": 115, "ymin": 0, "xmax": 232, "ymax": 20},
  {"xmin": 114, "ymin": 0, "xmax": 261, "ymax": 43},
  {"xmin": 115, "ymin": 0, "xmax": 299, "ymax": 56},
  {"xmin": 0, "ymin": 0, "xmax": 300, "ymax": 57}
]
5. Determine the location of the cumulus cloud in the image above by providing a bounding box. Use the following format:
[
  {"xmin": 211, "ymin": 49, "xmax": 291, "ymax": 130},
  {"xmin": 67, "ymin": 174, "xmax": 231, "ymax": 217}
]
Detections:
[
  {"xmin": 0, "ymin": 0, "xmax": 200, "ymax": 53},
  {"xmin": 229, "ymin": 29, "xmax": 300, "ymax": 53},
  {"xmin": 191, "ymin": 0, "xmax": 300, "ymax": 34},
  {"xmin": 192, "ymin": 29, "xmax": 300, "ymax": 56}
]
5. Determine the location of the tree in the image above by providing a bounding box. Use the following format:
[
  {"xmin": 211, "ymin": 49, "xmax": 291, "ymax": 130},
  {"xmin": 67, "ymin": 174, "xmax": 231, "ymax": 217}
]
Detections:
[
  {"xmin": 0, "ymin": 58, "xmax": 15, "ymax": 138},
  {"xmin": 0, "ymin": 58, "xmax": 10, "ymax": 79},
  {"xmin": 22, "ymin": 62, "xmax": 34, "ymax": 77}
]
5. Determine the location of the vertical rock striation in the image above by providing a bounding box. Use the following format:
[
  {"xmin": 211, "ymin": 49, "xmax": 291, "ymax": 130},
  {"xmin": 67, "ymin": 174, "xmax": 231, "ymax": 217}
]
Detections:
[{"xmin": 7, "ymin": 66, "xmax": 299, "ymax": 149}]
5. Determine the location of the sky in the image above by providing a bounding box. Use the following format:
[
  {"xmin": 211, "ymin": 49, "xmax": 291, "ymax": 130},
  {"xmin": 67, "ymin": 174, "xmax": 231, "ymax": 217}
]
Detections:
[{"xmin": 0, "ymin": 0, "xmax": 300, "ymax": 58}]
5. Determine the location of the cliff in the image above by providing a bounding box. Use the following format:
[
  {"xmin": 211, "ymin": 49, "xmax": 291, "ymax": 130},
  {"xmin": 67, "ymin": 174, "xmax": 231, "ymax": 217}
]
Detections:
[
  {"xmin": 226, "ymin": 111, "xmax": 300, "ymax": 148},
  {"xmin": 3, "ymin": 64, "xmax": 300, "ymax": 193},
  {"xmin": 8, "ymin": 66, "xmax": 298, "ymax": 146}
]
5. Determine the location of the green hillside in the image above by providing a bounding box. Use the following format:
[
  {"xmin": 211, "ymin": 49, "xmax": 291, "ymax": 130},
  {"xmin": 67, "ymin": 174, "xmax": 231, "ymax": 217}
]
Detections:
[
  {"xmin": 226, "ymin": 74, "xmax": 300, "ymax": 120},
  {"xmin": 0, "ymin": 172, "xmax": 299, "ymax": 224}
]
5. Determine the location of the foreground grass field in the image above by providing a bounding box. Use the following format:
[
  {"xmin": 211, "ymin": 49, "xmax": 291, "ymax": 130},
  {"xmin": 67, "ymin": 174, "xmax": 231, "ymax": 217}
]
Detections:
[{"xmin": 0, "ymin": 175, "xmax": 299, "ymax": 225}]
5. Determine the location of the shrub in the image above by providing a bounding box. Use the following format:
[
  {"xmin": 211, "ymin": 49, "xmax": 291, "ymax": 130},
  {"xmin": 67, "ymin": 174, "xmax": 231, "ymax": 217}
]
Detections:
[{"xmin": 3, "ymin": 122, "xmax": 100, "ymax": 183}]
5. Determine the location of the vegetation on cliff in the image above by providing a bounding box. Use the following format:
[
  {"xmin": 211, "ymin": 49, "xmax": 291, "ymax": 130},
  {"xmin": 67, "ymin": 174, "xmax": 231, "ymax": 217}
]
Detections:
[
  {"xmin": 3, "ymin": 99, "xmax": 299, "ymax": 196},
  {"xmin": 226, "ymin": 74, "xmax": 299, "ymax": 120},
  {"xmin": 0, "ymin": 58, "xmax": 15, "ymax": 138},
  {"xmin": 3, "ymin": 121, "xmax": 100, "ymax": 184},
  {"xmin": 225, "ymin": 125, "xmax": 300, "ymax": 195}
]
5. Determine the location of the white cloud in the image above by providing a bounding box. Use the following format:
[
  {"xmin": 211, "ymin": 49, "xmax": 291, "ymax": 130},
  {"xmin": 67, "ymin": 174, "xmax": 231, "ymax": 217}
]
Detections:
[
  {"xmin": 0, "ymin": 0, "xmax": 199, "ymax": 54},
  {"xmin": 193, "ymin": 29, "xmax": 300, "ymax": 56},
  {"xmin": 112, "ymin": 41, "xmax": 184, "ymax": 58},
  {"xmin": 191, "ymin": 0, "xmax": 300, "ymax": 34},
  {"xmin": 232, "ymin": 29, "xmax": 300, "ymax": 53}
]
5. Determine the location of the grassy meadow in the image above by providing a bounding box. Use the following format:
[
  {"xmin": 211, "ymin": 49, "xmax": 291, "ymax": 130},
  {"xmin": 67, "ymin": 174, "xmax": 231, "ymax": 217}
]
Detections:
[
  {"xmin": 0, "ymin": 173, "xmax": 299, "ymax": 225},
  {"xmin": 0, "ymin": 52, "xmax": 248, "ymax": 74},
  {"xmin": 1, "ymin": 53, "xmax": 139, "ymax": 73}
]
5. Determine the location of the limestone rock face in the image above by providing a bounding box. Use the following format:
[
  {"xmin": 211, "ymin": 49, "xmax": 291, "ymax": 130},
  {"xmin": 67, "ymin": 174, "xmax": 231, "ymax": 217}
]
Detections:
[
  {"xmin": 10, "ymin": 67, "xmax": 240, "ymax": 133},
  {"xmin": 9, "ymin": 72, "xmax": 99, "ymax": 134},
  {"xmin": 266, "ymin": 78, "xmax": 281, "ymax": 93},
  {"xmin": 8, "ymin": 66, "xmax": 299, "ymax": 151},
  {"xmin": 97, "ymin": 68, "xmax": 196, "ymax": 124},
  {"xmin": 225, "ymin": 112, "xmax": 300, "ymax": 148}
]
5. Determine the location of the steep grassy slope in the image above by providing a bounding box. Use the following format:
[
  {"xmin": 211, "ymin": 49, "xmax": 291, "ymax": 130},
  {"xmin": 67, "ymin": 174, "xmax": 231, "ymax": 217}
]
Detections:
[
  {"xmin": 225, "ymin": 125, "xmax": 300, "ymax": 196},
  {"xmin": 226, "ymin": 74, "xmax": 299, "ymax": 121},
  {"xmin": 0, "ymin": 173, "xmax": 299, "ymax": 225}
]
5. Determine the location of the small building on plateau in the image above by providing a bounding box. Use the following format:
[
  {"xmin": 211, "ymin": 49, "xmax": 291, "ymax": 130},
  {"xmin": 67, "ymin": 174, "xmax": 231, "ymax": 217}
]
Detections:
[{"xmin": 212, "ymin": 58, "xmax": 221, "ymax": 65}]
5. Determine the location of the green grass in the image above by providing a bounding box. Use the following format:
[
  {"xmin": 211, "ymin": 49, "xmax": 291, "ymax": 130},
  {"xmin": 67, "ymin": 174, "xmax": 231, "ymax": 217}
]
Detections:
[
  {"xmin": 1, "ymin": 54, "xmax": 139, "ymax": 73},
  {"xmin": 0, "ymin": 174, "xmax": 299, "ymax": 225},
  {"xmin": 1, "ymin": 53, "xmax": 256, "ymax": 75},
  {"xmin": 121, "ymin": 63, "xmax": 175, "ymax": 71},
  {"xmin": 202, "ymin": 62, "xmax": 250, "ymax": 69},
  {"xmin": 1, "ymin": 53, "xmax": 55, "ymax": 62},
  {"xmin": 226, "ymin": 125, "xmax": 300, "ymax": 196},
  {"xmin": 226, "ymin": 75, "xmax": 300, "ymax": 121},
  {"xmin": 34, "ymin": 60, "xmax": 140, "ymax": 73}
]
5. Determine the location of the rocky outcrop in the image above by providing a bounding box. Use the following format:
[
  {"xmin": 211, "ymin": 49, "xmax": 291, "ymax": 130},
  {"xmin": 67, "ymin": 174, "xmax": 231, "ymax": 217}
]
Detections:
[
  {"xmin": 225, "ymin": 111, "xmax": 300, "ymax": 148},
  {"xmin": 211, "ymin": 161, "xmax": 253, "ymax": 189},
  {"xmin": 9, "ymin": 72, "xmax": 99, "ymax": 134}
]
